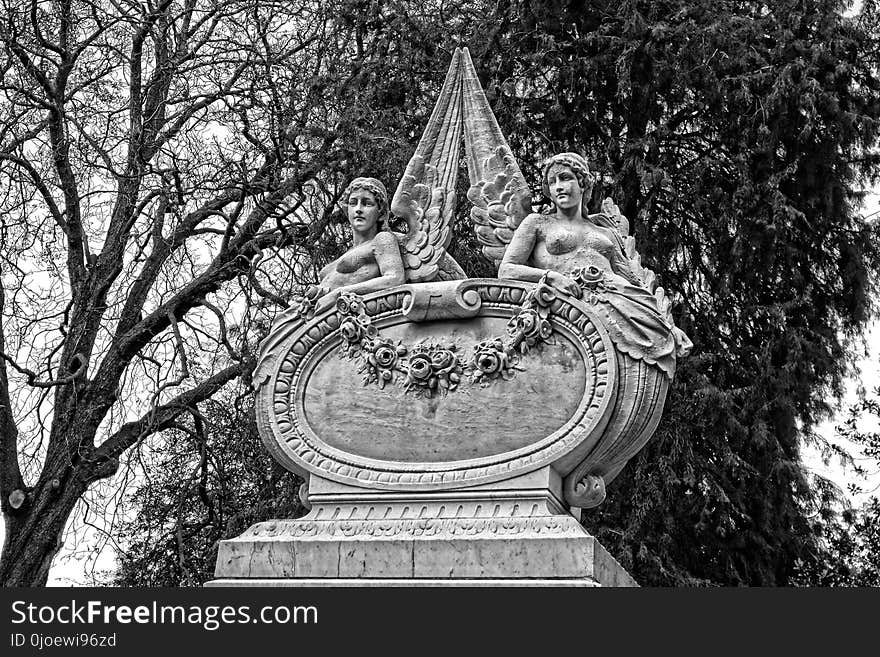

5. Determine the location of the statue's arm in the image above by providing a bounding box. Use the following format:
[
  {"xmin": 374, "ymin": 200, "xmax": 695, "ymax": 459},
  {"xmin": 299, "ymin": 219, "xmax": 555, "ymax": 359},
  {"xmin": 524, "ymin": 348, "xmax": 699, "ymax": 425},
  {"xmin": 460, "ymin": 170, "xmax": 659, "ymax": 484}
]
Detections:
[
  {"xmin": 499, "ymin": 215, "xmax": 581, "ymax": 297},
  {"xmin": 336, "ymin": 231, "xmax": 406, "ymax": 296},
  {"xmin": 498, "ymin": 214, "xmax": 542, "ymax": 281}
]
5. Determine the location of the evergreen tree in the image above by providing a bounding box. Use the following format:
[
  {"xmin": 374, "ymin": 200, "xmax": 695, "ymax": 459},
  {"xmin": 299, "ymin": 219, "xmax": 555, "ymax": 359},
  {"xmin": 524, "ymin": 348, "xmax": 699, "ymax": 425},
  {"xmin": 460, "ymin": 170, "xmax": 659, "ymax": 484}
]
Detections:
[
  {"xmin": 798, "ymin": 382, "xmax": 880, "ymax": 586},
  {"xmin": 472, "ymin": 0, "xmax": 880, "ymax": 584}
]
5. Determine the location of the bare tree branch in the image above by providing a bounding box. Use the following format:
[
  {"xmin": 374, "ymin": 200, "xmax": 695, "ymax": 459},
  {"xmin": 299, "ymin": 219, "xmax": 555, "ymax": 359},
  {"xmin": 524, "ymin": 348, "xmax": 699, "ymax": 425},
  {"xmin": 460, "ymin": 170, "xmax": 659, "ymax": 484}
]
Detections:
[
  {"xmin": 93, "ymin": 361, "xmax": 244, "ymax": 463},
  {"xmin": 0, "ymin": 152, "xmax": 67, "ymax": 233}
]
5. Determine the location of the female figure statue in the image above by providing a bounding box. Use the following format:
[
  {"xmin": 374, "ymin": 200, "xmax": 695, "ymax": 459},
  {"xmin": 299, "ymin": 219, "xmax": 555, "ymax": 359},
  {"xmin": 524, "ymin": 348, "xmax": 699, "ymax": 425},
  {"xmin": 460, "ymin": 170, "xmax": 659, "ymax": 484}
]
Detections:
[
  {"xmin": 498, "ymin": 152, "xmax": 641, "ymax": 295},
  {"xmin": 256, "ymin": 50, "xmax": 469, "ymax": 383},
  {"xmin": 309, "ymin": 177, "xmax": 405, "ymax": 313},
  {"xmin": 291, "ymin": 51, "xmax": 471, "ymax": 316},
  {"xmin": 482, "ymin": 151, "xmax": 687, "ymax": 376}
]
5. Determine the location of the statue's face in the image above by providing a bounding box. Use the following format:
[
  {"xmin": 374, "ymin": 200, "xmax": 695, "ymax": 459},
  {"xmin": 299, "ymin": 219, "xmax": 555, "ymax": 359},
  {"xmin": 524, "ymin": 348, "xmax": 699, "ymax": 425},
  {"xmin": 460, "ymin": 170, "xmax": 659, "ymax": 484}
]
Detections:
[
  {"xmin": 347, "ymin": 188, "xmax": 381, "ymax": 233},
  {"xmin": 546, "ymin": 164, "xmax": 583, "ymax": 212}
]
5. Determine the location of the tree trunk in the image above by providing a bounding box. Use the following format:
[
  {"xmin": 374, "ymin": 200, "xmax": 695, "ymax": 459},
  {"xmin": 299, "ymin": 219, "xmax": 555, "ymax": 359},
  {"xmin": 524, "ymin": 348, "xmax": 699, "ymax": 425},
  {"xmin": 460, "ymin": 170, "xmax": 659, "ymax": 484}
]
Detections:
[{"xmin": 0, "ymin": 473, "xmax": 88, "ymax": 587}]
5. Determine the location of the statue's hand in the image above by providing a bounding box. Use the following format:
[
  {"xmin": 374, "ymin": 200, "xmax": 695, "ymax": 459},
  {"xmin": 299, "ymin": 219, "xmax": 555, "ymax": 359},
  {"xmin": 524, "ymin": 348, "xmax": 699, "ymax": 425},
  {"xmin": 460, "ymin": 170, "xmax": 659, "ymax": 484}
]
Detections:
[
  {"xmin": 313, "ymin": 287, "xmax": 341, "ymax": 314},
  {"xmin": 546, "ymin": 271, "xmax": 582, "ymax": 298}
]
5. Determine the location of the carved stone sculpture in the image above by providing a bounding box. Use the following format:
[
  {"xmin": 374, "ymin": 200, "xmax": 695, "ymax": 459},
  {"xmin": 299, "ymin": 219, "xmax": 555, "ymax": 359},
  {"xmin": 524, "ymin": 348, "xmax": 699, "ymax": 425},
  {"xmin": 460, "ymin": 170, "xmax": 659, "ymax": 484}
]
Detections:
[
  {"xmin": 211, "ymin": 48, "xmax": 691, "ymax": 587},
  {"xmin": 254, "ymin": 53, "xmax": 468, "ymax": 374},
  {"xmin": 304, "ymin": 177, "xmax": 405, "ymax": 315}
]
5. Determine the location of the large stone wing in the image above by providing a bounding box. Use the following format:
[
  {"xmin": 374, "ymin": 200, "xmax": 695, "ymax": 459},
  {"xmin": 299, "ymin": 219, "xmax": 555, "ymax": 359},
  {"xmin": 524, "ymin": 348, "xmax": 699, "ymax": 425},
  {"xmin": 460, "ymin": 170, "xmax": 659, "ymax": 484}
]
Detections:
[
  {"xmin": 599, "ymin": 197, "xmax": 692, "ymax": 357},
  {"xmin": 391, "ymin": 49, "xmax": 467, "ymax": 283},
  {"xmin": 460, "ymin": 48, "xmax": 532, "ymax": 269}
]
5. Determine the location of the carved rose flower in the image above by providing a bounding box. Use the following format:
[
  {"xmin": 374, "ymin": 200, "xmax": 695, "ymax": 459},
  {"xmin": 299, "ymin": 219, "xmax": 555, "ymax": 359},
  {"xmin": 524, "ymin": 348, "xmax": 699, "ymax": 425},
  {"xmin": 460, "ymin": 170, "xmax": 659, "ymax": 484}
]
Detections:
[
  {"xmin": 474, "ymin": 347, "xmax": 503, "ymax": 376},
  {"xmin": 430, "ymin": 348, "xmax": 457, "ymax": 373},
  {"xmin": 513, "ymin": 309, "xmax": 542, "ymax": 339},
  {"xmin": 360, "ymin": 339, "xmax": 404, "ymax": 389},
  {"xmin": 373, "ymin": 343, "xmax": 398, "ymax": 369},
  {"xmin": 339, "ymin": 317, "xmax": 363, "ymax": 343},
  {"xmin": 336, "ymin": 293, "xmax": 364, "ymax": 316},
  {"xmin": 571, "ymin": 266, "xmax": 604, "ymax": 290},
  {"xmin": 407, "ymin": 353, "xmax": 433, "ymax": 382}
]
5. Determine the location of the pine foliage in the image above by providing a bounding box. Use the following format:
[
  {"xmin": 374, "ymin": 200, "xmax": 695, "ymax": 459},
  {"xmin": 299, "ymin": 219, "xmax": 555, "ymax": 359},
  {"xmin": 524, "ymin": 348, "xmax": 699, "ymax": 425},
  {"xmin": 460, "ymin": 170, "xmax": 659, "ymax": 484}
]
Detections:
[{"xmin": 474, "ymin": 0, "xmax": 880, "ymax": 584}]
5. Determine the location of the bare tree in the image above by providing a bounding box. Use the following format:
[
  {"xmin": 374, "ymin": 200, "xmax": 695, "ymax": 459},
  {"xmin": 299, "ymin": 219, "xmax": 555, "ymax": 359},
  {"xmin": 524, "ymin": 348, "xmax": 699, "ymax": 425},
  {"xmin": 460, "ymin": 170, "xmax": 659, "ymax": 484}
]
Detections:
[{"xmin": 0, "ymin": 0, "xmax": 384, "ymax": 586}]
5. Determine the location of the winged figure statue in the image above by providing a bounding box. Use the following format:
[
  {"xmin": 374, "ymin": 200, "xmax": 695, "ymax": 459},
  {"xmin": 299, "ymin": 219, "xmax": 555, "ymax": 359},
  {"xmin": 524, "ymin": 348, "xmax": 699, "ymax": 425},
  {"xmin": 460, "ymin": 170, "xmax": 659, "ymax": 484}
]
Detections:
[
  {"xmin": 305, "ymin": 50, "xmax": 469, "ymax": 317},
  {"xmin": 255, "ymin": 49, "xmax": 471, "ymax": 382},
  {"xmin": 457, "ymin": 49, "xmax": 692, "ymax": 372}
]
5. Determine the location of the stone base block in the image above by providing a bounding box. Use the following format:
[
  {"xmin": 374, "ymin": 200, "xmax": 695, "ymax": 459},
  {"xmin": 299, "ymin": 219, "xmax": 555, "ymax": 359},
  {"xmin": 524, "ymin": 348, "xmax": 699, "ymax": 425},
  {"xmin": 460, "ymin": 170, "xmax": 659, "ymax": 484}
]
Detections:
[
  {"xmin": 211, "ymin": 515, "xmax": 635, "ymax": 587},
  {"xmin": 206, "ymin": 578, "xmax": 601, "ymax": 587},
  {"xmin": 210, "ymin": 469, "xmax": 637, "ymax": 587}
]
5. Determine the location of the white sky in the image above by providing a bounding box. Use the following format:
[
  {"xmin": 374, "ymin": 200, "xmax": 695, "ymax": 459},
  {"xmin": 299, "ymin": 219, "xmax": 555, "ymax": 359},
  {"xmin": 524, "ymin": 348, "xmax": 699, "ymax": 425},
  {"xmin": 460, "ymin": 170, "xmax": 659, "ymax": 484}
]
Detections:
[{"xmin": 805, "ymin": 317, "xmax": 880, "ymax": 503}]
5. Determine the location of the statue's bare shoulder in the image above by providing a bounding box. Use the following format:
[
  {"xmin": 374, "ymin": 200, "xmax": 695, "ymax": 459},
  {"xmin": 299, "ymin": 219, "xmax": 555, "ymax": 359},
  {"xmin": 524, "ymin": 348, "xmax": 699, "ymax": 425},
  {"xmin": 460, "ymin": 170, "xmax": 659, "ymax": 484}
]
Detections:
[{"xmin": 371, "ymin": 230, "xmax": 399, "ymax": 251}]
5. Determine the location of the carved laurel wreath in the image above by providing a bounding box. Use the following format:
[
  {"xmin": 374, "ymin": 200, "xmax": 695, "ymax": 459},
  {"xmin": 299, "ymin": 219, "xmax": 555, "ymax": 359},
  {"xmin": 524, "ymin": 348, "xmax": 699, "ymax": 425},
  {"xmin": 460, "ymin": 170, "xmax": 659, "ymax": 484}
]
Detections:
[{"xmin": 333, "ymin": 274, "xmax": 560, "ymax": 397}]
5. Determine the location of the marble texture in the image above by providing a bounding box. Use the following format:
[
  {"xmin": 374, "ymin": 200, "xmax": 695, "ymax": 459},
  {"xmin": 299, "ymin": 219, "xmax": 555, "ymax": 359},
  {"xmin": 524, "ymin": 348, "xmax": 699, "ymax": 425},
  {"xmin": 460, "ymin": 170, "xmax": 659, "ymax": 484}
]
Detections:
[
  {"xmin": 212, "ymin": 517, "xmax": 633, "ymax": 585},
  {"xmin": 303, "ymin": 317, "xmax": 586, "ymax": 462},
  {"xmin": 210, "ymin": 469, "xmax": 637, "ymax": 587},
  {"xmin": 207, "ymin": 578, "xmax": 604, "ymax": 587}
]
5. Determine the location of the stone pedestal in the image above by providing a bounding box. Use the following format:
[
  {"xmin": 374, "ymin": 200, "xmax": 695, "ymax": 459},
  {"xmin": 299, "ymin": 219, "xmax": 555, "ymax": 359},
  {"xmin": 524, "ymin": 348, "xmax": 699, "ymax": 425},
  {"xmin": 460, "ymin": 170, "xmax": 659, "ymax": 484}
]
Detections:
[{"xmin": 209, "ymin": 468, "xmax": 636, "ymax": 587}]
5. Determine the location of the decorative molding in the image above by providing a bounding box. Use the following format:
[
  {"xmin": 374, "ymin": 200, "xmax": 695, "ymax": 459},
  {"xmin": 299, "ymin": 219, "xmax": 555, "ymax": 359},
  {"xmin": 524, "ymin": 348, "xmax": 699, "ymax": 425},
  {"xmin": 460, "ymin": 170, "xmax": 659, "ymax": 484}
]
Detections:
[
  {"xmin": 330, "ymin": 278, "xmax": 561, "ymax": 395},
  {"xmin": 255, "ymin": 279, "xmax": 618, "ymax": 492},
  {"xmin": 240, "ymin": 516, "xmax": 577, "ymax": 539}
]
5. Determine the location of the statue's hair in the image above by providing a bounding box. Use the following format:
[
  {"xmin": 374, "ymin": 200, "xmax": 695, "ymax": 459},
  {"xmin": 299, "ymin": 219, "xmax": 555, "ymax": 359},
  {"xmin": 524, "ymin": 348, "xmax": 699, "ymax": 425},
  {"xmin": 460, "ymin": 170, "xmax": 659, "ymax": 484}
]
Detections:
[
  {"xmin": 342, "ymin": 177, "xmax": 389, "ymax": 229},
  {"xmin": 541, "ymin": 152, "xmax": 594, "ymax": 214}
]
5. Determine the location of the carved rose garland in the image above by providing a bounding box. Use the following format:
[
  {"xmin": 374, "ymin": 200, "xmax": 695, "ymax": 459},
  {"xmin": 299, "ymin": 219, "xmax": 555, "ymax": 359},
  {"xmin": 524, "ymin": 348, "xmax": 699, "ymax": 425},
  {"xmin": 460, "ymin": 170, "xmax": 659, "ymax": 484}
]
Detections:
[
  {"xmin": 471, "ymin": 273, "xmax": 556, "ymax": 385},
  {"xmin": 336, "ymin": 294, "xmax": 405, "ymax": 389},
  {"xmin": 403, "ymin": 343, "xmax": 463, "ymax": 395},
  {"xmin": 333, "ymin": 280, "xmax": 559, "ymax": 396}
]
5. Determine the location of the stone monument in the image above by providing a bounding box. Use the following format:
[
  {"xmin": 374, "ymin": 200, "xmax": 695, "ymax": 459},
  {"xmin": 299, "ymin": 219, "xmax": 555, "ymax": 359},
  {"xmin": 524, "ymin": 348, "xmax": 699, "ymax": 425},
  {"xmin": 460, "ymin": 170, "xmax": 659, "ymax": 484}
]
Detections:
[{"xmin": 209, "ymin": 48, "xmax": 691, "ymax": 587}]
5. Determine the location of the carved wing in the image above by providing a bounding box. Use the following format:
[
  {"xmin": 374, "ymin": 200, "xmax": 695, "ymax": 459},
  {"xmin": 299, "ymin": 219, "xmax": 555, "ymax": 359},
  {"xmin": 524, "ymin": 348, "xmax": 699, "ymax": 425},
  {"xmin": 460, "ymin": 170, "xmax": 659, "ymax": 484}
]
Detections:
[
  {"xmin": 459, "ymin": 48, "xmax": 532, "ymax": 269},
  {"xmin": 391, "ymin": 49, "xmax": 467, "ymax": 283},
  {"xmin": 599, "ymin": 197, "xmax": 630, "ymax": 242},
  {"xmin": 597, "ymin": 197, "xmax": 651, "ymax": 287},
  {"xmin": 599, "ymin": 197, "xmax": 693, "ymax": 357}
]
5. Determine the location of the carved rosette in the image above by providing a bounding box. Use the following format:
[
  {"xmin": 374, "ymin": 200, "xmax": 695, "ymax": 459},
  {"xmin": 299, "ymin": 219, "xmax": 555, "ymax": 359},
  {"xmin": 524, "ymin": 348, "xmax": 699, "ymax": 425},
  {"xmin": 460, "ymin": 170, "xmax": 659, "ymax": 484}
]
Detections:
[{"xmin": 255, "ymin": 278, "xmax": 674, "ymax": 508}]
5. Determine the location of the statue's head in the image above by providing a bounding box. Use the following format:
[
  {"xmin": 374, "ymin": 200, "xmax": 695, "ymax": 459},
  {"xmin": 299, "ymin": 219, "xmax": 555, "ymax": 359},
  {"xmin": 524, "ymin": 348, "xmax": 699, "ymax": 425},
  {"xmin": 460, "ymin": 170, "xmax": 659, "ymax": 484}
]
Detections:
[
  {"xmin": 342, "ymin": 177, "xmax": 389, "ymax": 231},
  {"xmin": 541, "ymin": 153, "xmax": 594, "ymax": 214}
]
